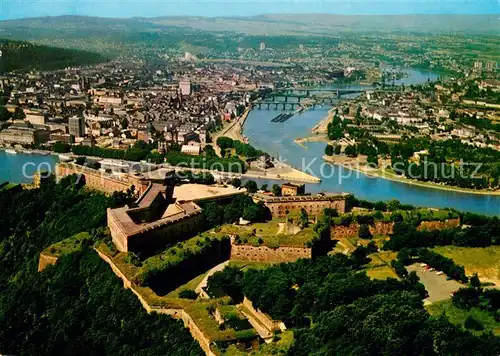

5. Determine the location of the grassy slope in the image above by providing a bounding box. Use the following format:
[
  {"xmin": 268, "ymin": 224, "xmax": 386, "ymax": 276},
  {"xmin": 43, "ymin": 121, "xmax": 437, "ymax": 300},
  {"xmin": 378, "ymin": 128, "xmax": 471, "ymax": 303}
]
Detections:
[
  {"xmin": 433, "ymin": 246, "xmax": 500, "ymax": 286},
  {"xmin": 427, "ymin": 300, "xmax": 500, "ymax": 336}
]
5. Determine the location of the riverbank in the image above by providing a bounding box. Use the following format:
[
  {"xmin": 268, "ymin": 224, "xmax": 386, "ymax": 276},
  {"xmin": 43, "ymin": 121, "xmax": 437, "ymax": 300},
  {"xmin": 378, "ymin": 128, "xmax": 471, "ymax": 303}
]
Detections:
[
  {"xmin": 312, "ymin": 107, "xmax": 335, "ymax": 135},
  {"xmin": 322, "ymin": 155, "xmax": 500, "ymax": 196},
  {"xmin": 293, "ymin": 107, "xmax": 334, "ymax": 148},
  {"xmin": 294, "ymin": 134, "xmax": 328, "ymax": 148},
  {"xmin": 0, "ymin": 147, "xmax": 55, "ymax": 156},
  {"xmin": 214, "ymin": 107, "xmax": 321, "ymax": 184}
]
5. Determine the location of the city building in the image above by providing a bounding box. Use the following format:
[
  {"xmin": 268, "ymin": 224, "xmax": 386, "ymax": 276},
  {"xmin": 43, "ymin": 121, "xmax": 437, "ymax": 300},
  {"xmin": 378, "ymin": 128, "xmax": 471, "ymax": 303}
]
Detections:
[
  {"xmin": 50, "ymin": 130, "xmax": 75, "ymax": 144},
  {"xmin": 281, "ymin": 182, "xmax": 305, "ymax": 196},
  {"xmin": 0, "ymin": 121, "xmax": 50, "ymax": 145},
  {"xmin": 181, "ymin": 144, "xmax": 201, "ymax": 156},
  {"xmin": 179, "ymin": 80, "xmax": 191, "ymax": 96},
  {"xmin": 24, "ymin": 110, "xmax": 46, "ymax": 125},
  {"xmin": 68, "ymin": 116, "xmax": 86, "ymax": 138}
]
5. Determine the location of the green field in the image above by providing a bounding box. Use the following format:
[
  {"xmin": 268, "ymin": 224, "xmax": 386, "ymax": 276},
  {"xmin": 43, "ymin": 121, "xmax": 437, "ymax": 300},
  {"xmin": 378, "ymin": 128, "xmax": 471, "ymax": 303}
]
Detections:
[
  {"xmin": 365, "ymin": 266, "xmax": 398, "ymax": 280},
  {"xmin": 42, "ymin": 232, "xmax": 92, "ymax": 258},
  {"xmin": 427, "ymin": 300, "xmax": 500, "ymax": 336},
  {"xmin": 219, "ymin": 220, "xmax": 316, "ymax": 248},
  {"xmin": 433, "ymin": 246, "xmax": 500, "ymax": 286}
]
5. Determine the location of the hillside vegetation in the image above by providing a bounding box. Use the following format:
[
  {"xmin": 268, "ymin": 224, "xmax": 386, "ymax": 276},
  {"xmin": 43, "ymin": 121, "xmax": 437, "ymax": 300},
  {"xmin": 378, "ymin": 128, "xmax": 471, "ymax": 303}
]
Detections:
[
  {"xmin": 0, "ymin": 176, "xmax": 201, "ymax": 355},
  {"xmin": 0, "ymin": 38, "xmax": 107, "ymax": 71}
]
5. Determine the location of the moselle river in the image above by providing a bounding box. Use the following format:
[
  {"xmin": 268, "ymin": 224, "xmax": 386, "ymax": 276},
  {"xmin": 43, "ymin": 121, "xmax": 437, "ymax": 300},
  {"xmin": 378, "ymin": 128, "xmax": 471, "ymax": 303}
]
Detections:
[{"xmin": 243, "ymin": 70, "xmax": 500, "ymax": 216}]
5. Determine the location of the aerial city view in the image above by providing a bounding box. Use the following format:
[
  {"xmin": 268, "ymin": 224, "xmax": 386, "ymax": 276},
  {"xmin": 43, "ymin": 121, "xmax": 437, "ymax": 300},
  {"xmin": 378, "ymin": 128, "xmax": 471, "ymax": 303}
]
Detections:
[{"xmin": 0, "ymin": 0, "xmax": 499, "ymax": 354}]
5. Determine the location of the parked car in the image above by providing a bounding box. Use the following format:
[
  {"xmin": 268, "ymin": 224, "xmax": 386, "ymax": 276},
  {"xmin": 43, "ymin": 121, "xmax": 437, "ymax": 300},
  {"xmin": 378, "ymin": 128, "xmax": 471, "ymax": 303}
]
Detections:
[{"xmin": 436, "ymin": 271, "xmax": 444, "ymax": 275}]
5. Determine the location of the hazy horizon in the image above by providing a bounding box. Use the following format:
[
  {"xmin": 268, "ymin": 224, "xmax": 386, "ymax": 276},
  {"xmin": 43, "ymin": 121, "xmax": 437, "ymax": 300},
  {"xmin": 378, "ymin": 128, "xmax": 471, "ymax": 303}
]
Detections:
[{"xmin": 1, "ymin": 0, "xmax": 498, "ymax": 21}]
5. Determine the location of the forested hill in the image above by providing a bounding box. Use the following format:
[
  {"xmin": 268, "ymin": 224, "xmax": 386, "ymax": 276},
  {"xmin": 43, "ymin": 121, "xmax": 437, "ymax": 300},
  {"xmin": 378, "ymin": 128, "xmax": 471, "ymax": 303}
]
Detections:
[
  {"xmin": 0, "ymin": 179, "xmax": 202, "ymax": 355},
  {"xmin": 0, "ymin": 39, "xmax": 107, "ymax": 72}
]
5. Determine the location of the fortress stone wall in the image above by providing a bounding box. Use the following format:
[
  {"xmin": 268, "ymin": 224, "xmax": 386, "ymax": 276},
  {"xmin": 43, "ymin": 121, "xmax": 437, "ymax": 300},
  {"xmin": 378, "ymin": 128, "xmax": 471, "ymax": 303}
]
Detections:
[
  {"xmin": 242, "ymin": 297, "xmax": 285, "ymax": 333},
  {"xmin": 267, "ymin": 199, "xmax": 347, "ymax": 218},
  {"xmin": 95, "ymin": 248, "xmax": 216, "ymax": 356},
  {"xmin": 417, "ymin": 218, "xmax": 460, "ymax": 231},
  {"xmin": 230, "ymin": 239, "xmax": 312, "ymax": 263},
  {"xmin": 256, "ymin": 194, "xmax": 349, "ymax": 219},
  {"xmin": 56, "ymin": 163, "xmax": 149, "ymax": 195},
  {"xmin": 331, "ymin": 221, "xmax": 394, "ymax": 239},
  {"xmin": 38, "ymin": 252, "xmax": 59, "ymax": 272}
]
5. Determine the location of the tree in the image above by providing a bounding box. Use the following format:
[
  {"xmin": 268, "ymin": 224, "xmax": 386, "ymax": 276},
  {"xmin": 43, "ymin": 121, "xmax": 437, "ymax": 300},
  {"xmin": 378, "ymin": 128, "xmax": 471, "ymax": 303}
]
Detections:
[
  {"xmin": 374, "ymin": 201, "xmax": 387, "ymax": 211},
  {"xmin": 53, "ymin": 142, "xmax": 71, "ymax": 153},
  {"xmin": 179, "ymin": 289, "xmax": 198, "ymax": 300},
  {"xmin": 367, "ymin": 155, "xmax": 378, "ymax": 168},
  {"xmin": 75, "ymin": 156, "xmax": 86, "ymax": 166},
  {"xmin": 216, "ymin": 136, "xmax": 234, "ymax": 150},
  {"xmin": 231, "ymin": 178, "xmax": 241, "ymax": 188},
  {"xmin": 325, "ymin": 144, "xmax": 334, "ymax": 156},
  {"xmin": 244, "ymin": 180, "xmax": 258, "ymax": 193},
  {"xmin": 261, "ymin": 184, "xmax": 268, "ymax": 192},
  {"xmin": 358, "ymin": 224, "xmax": 372, "ymax": 239},
  {"xmin": 470, "ymin": 273, "xmax": 481, "ymax": 288},
  {"xmin": 334, "ymin": 145, "xmax": 341, "ymax": 155},
  {"xmin": 344, "ymin": 145, "xmax": 357, "ymax": 157},
  {"xmin": 203, "ymin": 202, "xmax": 224, "ymax": 227},
  {"xmin": 272, "ymin": 184, "xmax": 282, "ymax": 196},
  {"xmin": 0, "ymin": 105, "xmax": 11, "ymax": 121},
  {"xmin": 243, "ymin": 202, "xmax": 270, "ymax": 223},
  {"xmin": 12, "ymin": 106, "xmax": 25, "ymax": 120},
  {"xmin": 350, "ymin": 246, "xmax": 369, "ymax": 266},
  {"xmin": 299, "ymin": 208, "xmax": 309, "ymax": 228},
  {"xmin": 464, "ymin": 316, "xmax": 484, "ymax": 331},
  {"xmin": 387, "ymin": 199, "xmax": 402, "ymax": 212}
]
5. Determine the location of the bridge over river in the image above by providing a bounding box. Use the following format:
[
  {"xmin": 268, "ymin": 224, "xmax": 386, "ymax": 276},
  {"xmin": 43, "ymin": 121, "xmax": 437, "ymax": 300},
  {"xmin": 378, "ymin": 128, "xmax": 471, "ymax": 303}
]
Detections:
[{"xmin": 253, "ymin": 87, "xmax": 399, "ymax": 110}]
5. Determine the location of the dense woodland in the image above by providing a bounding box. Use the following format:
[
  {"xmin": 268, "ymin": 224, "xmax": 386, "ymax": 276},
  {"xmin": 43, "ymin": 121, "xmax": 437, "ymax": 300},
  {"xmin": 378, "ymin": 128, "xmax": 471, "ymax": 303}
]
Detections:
[
  {"xmin": 216, "ymin": 136, "xmax": 265, "ymax": 159},
  {"xmin": 0, "ymin": 38, "xmax": 106, "ymax": 72},
  {"xmin": 0, "ymin": 177, "xmax": 201, "ymax": 355},
  {"xmin": 1, "ymin": 175, "xmax": 499, "ymax": 355},
  {"xmin": 208, "ymin": 255, "xmax": 500, "ymax": 355},
  {"xmin": 383, "ymin": 212, "xmax": 500, "ymax": 251}
]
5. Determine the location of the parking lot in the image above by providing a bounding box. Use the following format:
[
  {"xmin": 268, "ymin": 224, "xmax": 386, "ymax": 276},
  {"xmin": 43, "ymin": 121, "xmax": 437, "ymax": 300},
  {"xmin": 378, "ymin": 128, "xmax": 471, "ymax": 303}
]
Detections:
[{"xmin": 407, "ymin": 263, "xmax": 464, "ymax": 303}]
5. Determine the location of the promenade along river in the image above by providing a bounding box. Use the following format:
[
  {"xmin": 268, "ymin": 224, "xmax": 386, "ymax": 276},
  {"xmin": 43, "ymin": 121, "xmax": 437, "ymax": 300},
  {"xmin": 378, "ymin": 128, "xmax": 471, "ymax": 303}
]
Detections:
[{"xmin": 242, "ymin": 73, "xmax": 500, "ymax": 216}]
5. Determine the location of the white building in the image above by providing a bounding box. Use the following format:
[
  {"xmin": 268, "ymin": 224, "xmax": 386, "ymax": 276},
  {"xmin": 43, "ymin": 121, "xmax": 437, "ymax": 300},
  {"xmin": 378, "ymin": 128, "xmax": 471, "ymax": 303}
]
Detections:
[
  {"xmin": 179, "ymin": 81, "xmax": 191, "ymax": 96},
  {"xmin": 181, "ymin": 144, "xmax": 201, "ymax": 156}
]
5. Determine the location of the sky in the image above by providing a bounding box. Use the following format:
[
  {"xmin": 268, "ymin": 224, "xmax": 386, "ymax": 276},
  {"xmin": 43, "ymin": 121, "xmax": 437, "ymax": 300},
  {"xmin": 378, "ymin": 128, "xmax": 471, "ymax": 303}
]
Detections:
[{"xmin": 0, "ymin": 0, "xmax": 498, "ymax": 20}]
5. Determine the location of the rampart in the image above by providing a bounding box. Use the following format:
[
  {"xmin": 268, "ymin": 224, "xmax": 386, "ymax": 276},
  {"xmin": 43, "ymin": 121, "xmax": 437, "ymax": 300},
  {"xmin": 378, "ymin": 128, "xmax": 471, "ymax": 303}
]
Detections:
[
  {"xmin": 38, "ymin": 252, "xmax": 59, "ymax": 272},
  {"xmin": 331, "ymin": 221, "xmax": 395, "ymax": 239},
  {"xmin": 242, "ymin": 297, "xmax": 285, "ymax": 333},
  {"xmin": 417, "ymin": 218, "xmax": 461, "ymax": 231},
  {"xmin": 255, "ymin": 193, "xmax": 349, "ymax": 218},
  {"xmin": 95, "ymin": 248, "xmax": 216, "ymax": 356},
  {"xmin": 56, "ymin": 163, "xmax": 149, "ymax": 195},
  {"xmin": 230, "ymin": 238, "xmax": 312, "ymax": 263}
]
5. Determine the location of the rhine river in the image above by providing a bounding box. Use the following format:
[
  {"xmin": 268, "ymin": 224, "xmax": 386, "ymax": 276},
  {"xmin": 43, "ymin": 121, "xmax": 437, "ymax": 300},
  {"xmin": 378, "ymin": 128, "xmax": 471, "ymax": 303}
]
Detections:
[
  {"xmin": 243, "ymin": 69, "xmax": 500, "ymax": 216},
  {"xmin": 0, "ymin": 151, "xmax": 58, "ymax": 184},
  {"xmin": 0, "ymin": 68, "xmax": 498, "ymax": 215}
]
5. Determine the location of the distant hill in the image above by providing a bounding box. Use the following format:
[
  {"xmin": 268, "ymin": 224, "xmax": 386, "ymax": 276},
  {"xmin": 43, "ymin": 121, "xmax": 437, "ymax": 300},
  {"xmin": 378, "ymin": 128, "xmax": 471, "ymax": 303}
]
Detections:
[
  {"xmin": 141, "ymin": 14, "xmax": 500, "ymax": 35},
  {"xmin": 0, "ymin": 38, "xmax": 107, "ymax": 72},
  {"xmin": 0, "ymin": 14, "xmax": 496, "ymax": 57},
  {"xmin": 0, "ymin": 14, "xmax": 497, "ymax": 38}
]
